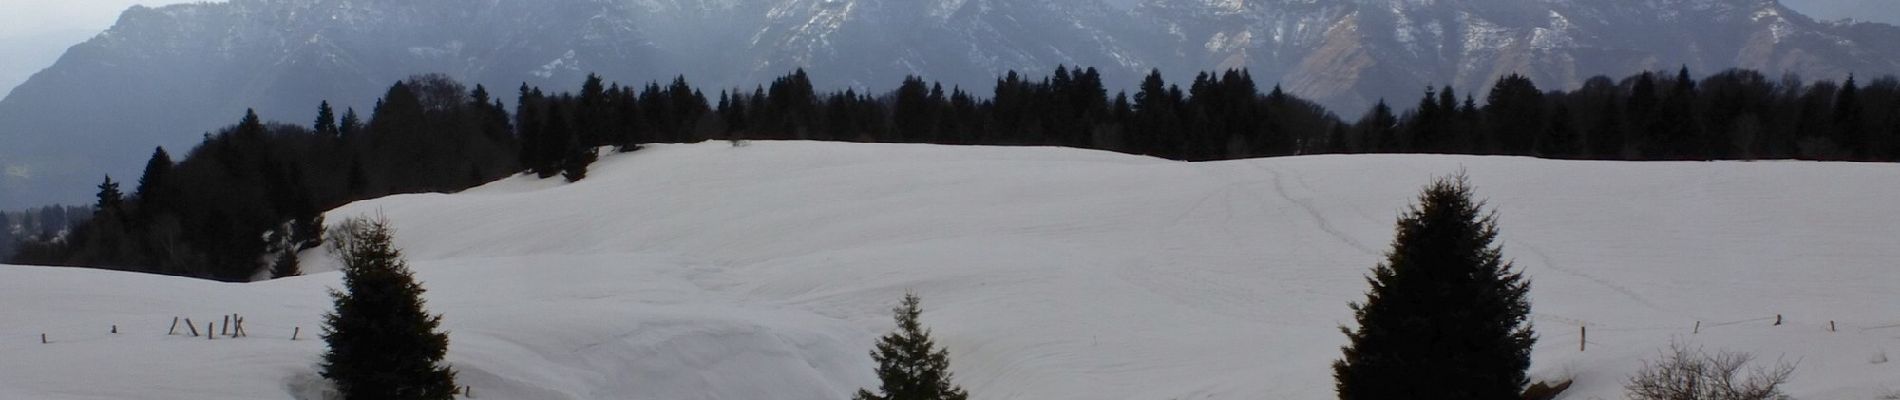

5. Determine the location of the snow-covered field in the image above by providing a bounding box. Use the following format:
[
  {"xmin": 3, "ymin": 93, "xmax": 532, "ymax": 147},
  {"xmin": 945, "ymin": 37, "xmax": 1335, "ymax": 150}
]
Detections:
[{"xmin": 3, "ymin": 142, "xmax": 1898, "ymax": 399}]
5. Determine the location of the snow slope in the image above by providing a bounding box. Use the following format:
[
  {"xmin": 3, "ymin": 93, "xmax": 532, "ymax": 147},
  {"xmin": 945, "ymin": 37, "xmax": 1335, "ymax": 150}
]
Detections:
[{"xmin": 3, "ymin": 141, "xmax": 1898, "ymax": 399}]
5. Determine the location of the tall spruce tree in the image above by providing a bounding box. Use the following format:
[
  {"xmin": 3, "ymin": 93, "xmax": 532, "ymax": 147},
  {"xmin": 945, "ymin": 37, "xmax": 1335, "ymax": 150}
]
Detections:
[
  {"xmin": 134, "ymin": 147, "xmax": 174, "ymax": 224},
  {"xmin": 1833, "ymin": 74, "xmax": 1866, "ymax": 159},
  {"xmin": 1662, "ymin": 67, "xmax": 1705, "ymax": 159},
  {"xmin": 1333, "ymin": 174, "xmax": 1535, "ymax": 400},
  {"xmin": 94, "ymin": 175, "xmax": 124, "ymax": 218},
  {"xmin": 1358, "ymin": 100, "xmax": 1399, "ymax": 153},
  {"xmin": 315, "ymin": 101, "xmax": 340, "ymax": 138},
  {"xmin": 854, "ymin": 292, "xmax": 969, "ymax": 400},
  {"xmin": 321, "ymin": 217, "xmax": 456, "ymax": 400},
  {"xmin": 1483, "ymin": 74, "xmax": 1545, "ymax": 154}
]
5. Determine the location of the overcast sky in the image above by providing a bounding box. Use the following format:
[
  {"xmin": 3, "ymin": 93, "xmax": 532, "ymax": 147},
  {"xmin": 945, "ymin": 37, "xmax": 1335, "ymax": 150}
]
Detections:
[
  {"xmin": 1, "ymin": 0, "xmax": 1891, "ymax": 39},
  {"xmin": 1, "ymin": 0, "xmax": 1896, "ymax": 97},
  {"xmin": 0, "ymin": 0, "xmax": 213, "ymax": 38}
]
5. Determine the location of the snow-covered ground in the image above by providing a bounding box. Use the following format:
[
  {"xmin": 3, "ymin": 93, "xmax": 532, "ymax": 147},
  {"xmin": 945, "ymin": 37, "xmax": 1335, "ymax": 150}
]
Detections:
[{"xmin": 3, "ymin": 142, "xmax": 1897, "ymax": 399}]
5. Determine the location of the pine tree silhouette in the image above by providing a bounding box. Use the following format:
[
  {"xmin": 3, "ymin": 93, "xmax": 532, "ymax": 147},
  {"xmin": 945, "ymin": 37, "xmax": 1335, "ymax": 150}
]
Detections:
[
  {"xmin": 94, "ymin": 175, "xmax": 124, "ymax": 218},
  {"xmin": 1333, "ymin": 174, "xmax": 1535, "ymax": 400},
  {"xmin": 272, "ymin": 250, "xmax": 301, "ymax": 278},
  {"xmin": 315, "ymin": 101, "xmax": 340, "ymax": 138},
  {"xmin": 133, "ymin": 147, "xmax": 174, "ymax": 225},
  {"xmin": 854, "ymin": 292, "xmax": 969, "ymax": 400},
  {"xmin": 321, "ymin": 217, "xmax": 456, "ymax": 400}
]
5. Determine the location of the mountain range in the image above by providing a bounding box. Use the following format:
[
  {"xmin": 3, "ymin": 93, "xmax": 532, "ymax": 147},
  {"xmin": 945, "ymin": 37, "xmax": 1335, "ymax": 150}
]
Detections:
[{"xmin": 3, "ymin": 0, "xmax": 1899, "ymax": 207}]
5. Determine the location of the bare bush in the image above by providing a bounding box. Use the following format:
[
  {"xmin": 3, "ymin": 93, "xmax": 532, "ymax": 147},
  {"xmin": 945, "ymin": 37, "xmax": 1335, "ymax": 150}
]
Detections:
[{"xmin": 1625, "ymin": 342, "xmax": 1796, "ymax": 400}]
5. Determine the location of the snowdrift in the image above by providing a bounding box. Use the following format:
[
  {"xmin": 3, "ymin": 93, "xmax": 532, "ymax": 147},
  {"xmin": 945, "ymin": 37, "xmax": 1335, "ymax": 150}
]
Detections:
[{"xmin": 3, "ymin": 142, "xmax": 1898, "ymax": 399}]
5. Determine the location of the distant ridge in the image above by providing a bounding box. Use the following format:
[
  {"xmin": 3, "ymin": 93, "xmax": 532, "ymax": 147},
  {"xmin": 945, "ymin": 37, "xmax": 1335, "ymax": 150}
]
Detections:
[{"xmin": 2, "ymin": 0, "xmax": 1897, "ymax": 207}]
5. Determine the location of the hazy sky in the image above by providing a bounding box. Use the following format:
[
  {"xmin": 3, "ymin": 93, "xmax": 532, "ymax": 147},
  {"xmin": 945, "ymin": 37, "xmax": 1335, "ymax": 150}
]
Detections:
[
  {"xmin": 0, "ymin": 0, "xmax": 1895, "ymax": 97},
  {"xmin": 0, "ymin": 0, "xmax": 214, "ymax": 38},
  {"xmin": 0, "ymin": 1, "xmax": 214, "ymax": 96}
]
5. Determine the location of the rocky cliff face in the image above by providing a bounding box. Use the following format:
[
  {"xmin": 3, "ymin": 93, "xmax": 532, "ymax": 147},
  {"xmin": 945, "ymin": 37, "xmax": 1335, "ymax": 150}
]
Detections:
[
  {"xmin": 1141, "ymin": 0, "xmax": 1900, "ymax": 111},
  {"xmin": 2, "ymin": 0, "xmax": 1896, "ymax": 207}
]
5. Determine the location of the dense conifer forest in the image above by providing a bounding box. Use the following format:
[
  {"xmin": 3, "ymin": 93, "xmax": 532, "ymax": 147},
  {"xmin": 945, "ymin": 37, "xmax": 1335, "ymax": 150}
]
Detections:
[{"xmin": 9, "ymin": 66, "xmax": 1900, "ymax": 280}]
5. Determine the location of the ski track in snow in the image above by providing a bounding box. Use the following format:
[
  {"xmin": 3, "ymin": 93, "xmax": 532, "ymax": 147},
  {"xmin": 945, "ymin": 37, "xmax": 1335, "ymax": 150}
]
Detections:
[
  {"xmin": 1513, "ymin": 239, "xmax": 1670, "ymax": 315},
  {"xmin": 1249, "ymin": 160, "xmax": 1381, "ymax": 256}
]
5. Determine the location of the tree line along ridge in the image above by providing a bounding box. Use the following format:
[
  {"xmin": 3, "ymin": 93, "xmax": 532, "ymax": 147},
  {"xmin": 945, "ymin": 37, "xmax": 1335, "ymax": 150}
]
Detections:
[{"xmin": 9, "ymin": 65, "xmax": 1900, "ymax": 281}]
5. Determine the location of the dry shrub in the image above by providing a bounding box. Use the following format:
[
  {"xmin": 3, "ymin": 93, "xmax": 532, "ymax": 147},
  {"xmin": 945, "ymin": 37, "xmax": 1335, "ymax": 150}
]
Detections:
[{"xmin": 1625, "ymin": 342, "xmax": 1795, "ymax": 400}]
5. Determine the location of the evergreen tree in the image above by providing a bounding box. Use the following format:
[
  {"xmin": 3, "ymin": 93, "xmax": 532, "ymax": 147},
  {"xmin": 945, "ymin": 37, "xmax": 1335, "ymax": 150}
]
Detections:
[
  {"xmin": 1325, "ymin": 124, "xmax": 1350, "ymax": 154},
  {"xmin": 1333, "ymin": 174, "xmax": 1535, "ymax": 400},
  {"xmin": 1833, "ymin": 74, "xmax": 1866, "ymax": 159},
  {"xmin": 315, "ymin": 101, "xmax": 340, "ymax": 138},
  {"xmin": 561, "ymin": 145, "xmax": 596, "ymax": 183},
  {"xmin": 1356, "ymin": 100, "xmax": 1398, "ymax": 153},
  {"xmin": 540, "ymin": 102, "xmax": 585, "ymax": 180},
  {"xmin": 339, "ymin": 108, "xmax": 362, "ymax": 141},
  {"xmin": 346, "ymin": 159, "xmax": 369, "ymax": 197},
  {"xmin": 95, "ymin": 175, "xmax": 124, "ymax": 218},
  {"xmin": 134, "ymin": 147, "xmax": 174, "ymax": 223},
  {"xmin": 272, "ymin": 249, "xmax": 301, "ymax": 278},
  {"xmin": 1132, "ymin": 69, "xmax": 1178, "ymax": 157},
  {"xmin": 0, "ymin": 212, "xmax": 13, "ymax": 261},
  {"xmin": 1410, "ymin": 87, "xmax": 1446, "ymax": 153},
  {"xmin": 321, "ymin": 217, "xmax": 456, "ymax": 400},
  {"xmin": 578, "ymin": 73, "xmax": 611, "ymax": 146},
  {"xmin": 1658, "ymin": 66, "xmax": 1706, "ymax": 159},
  {"xmin": 1628, "ymin": 72, "xmax": 1661, "ymax": 155},
  {"xmin": 1537, "ymin": 103, "xmax": 1579, "ymax": 158},
  {"xmin": 1587, "ymin": 92, "xmax": 1626, "ymax": 159},
  {"xmin": 516, "ymin": 85, "xmax": 546, "ymax": 174},
  {"xmin": 1482, "ymin": 74, "xmax": 1544, "ymax": 154},
  {"xmin": 854, "ymin": 292, "xmax": 969, "ymax": 400},
  {"xmin": 280, "ymin": 164, "xmax": 323, "ymax": 249},
  {"xmin": 894, "ymin": 76, "xmax": 936, "ymax": 142}
]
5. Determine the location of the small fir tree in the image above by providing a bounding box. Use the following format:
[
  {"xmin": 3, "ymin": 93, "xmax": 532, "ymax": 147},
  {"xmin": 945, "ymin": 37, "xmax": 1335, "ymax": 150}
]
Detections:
[
  {"xmin": 339, "ymin": 108, "xmax": 361, "ymax": 140},
  {"xmin": 854, "ymin": 292, "xmax": 968, "ymax": 400},
  {"xmin": 315, "ymin": 101, "xmax": 340, "ymax": 138},
  {"xmin": 95, "ymin": 175, "xmax": 124, "ymax": 218},
  {"xmin": 321, "ymin": 217, "xmax": 456, "ymax": 399},
  {"xmin": 272, "ymin": 249, "xmax": 301, "ymax": 278},
  {"xmin": 560, "ymin": 146, "xmax": 595, "ymax": 182},
  {"xmin": 1333, "ymin": 174, "xmax": 1535, "ymax": 400}
]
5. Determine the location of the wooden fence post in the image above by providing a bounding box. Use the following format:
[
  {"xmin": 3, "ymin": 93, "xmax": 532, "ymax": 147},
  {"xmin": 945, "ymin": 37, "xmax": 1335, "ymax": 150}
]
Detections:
[
  {"xmin": 1830, "ymin": 321, "xmax": 1836, "ymax": 332},
  {"xmin": 40, "ymin": 334, "xmax": 46, "ymax": 344},
  {"xmin": 1774, "ymin": 314, "xmax": 1782, "ymax": 326},
  {"xmin": 222, "ymin": 315, "xmax": 230, "ymax": 336},
  {"xmin": 1693, "ymin": 321, "xmax": 1700, "ymax": 334},
  {"xmin": 168, "ymin": 317, "xmax": 179, "ymax": 335},
  {"xmin": 1579, "ymin": 326, "xmax": 1586, "ymax": 352},
  {"xmin": 111, "ymin": 325, "xmax": 117, "ymax": 334},
  {"xmin": 292, "ymin": 326, "xmax": 300, "ymax": 341},
  {"xmin": 207, "ymin": 322, "xmax": 214, "ymax": 340},
  {"xmin": 186, "ymin": 318, "xmax": 198, "ymax": 336}
]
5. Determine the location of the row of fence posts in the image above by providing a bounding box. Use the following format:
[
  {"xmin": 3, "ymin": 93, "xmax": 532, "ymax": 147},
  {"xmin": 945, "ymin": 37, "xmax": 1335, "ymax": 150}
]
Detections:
[
  {"xmin": 161, "ymin": 314, "xmax": 253, "ymax": 339},
  {"xmin": 1580, "ymin": 314, "xmax": 1837, "ymax": 352},
  {"xmin": 30, "ymin": 314, "xmax": 290, "ymax": 344},
  {"xmin": 39, "ymin": 316, "xmax": 478, "ymax": 398}
]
